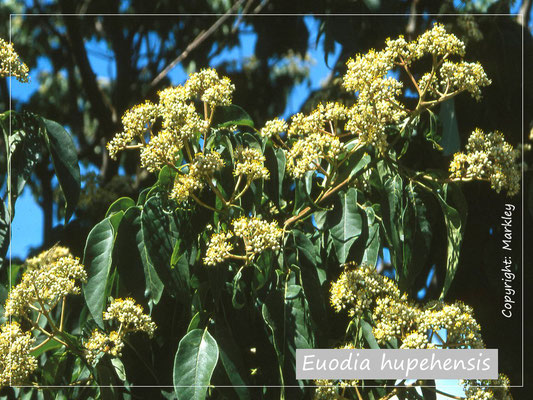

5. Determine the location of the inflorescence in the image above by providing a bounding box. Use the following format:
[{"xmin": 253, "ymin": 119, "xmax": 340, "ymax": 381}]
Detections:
[
  {"xmin": 204, "ymin": 217, "xmax": 283, "ymax": 266},
  {"xmin": 330, "ymin": 263, "xmax": 485, "ymax": 350},
  {"xmin": 450, "ymin": 128, "xmax": 520, "ymax": 196},
  {"xmin": 5, "ymin": 250, "xmax": 87, "ymax": 317},
  {"xmin": 107, "ymin": 68, "xmax": 234, "ymax": 168},
  {"xmin": 84, "ymin": 298, "xmax": 156, "ymax": 365},
  {"xmin": 0, "ymin": 38, "xmax": 29, "ymax": 82}
]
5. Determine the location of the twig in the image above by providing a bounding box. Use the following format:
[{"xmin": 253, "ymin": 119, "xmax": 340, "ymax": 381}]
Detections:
[{"xmin": 150, "ymin": 0, "xmax": 245, "ymax": 88}]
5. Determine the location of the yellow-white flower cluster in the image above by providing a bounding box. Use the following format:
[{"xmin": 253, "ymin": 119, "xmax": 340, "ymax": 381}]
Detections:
[
  {"xmin": 232, "ymin": 217, "xmax": 282, "ymax": 255},
  {"xmin": 285, "ymin": 102, "xmax": 347, "ymax": 178},
  {"xmin": 84, "ymin": 298, "xmax": 156, "ymax": 365},
  {"xmin": 330, "ymin": 263, "xmax": 400, "ymax": 317},
  {"xmin": 0, "ymin": 38, "xmax": 29, "ymax": 82},
  {"xmin": 343, "ymin": 47, "xmax": 407, "ymax": 153},
  {"xmin": 419, "ymin": 301, "xmax": 484, "ymax": 349},
  {"xmin": 461, "ymin": 374, "xmax": 512, "ymax": 400},
  {"xmin": 107, "ymin": 69, "xmax": 234, "ymax": 171},
  {"xmin": 103, "ymin": 298, "xmax": 157, "ymax": 336},
  {"xmin": 170, "ymin": 151, "xmax": 224, "ymax": 203},
  {"xmin": 203, "ymin": 217, "xmax": 282, "ymax": 266},
  {"xmin": 234, "ymin": 147, "xmax": 270, "ymax": 180},
  {"xmin": 185, "ymin": 68, "xmax": 235, "ymax": 106},
  {"xmin": 204, "ymin": 232, "xmax": 234, "ymax": 266},
  {"xmin": 439, "ymin": 61, "xmax": 491, "ymax": 101},
  {"xmin": 84, "ymin": 329, "xmax": 124, "ymax": 366},
  {"xmin": 260, "ymin": 117, "xmax": 288, "ymax": 139},
  {"xmin": 23, "ymin": 245, "xmax": 71, "ymax": 270},
  {"xmin": 372, "ymin": 295, "xmax": 420, "ymax": 345},
  {"xmin": 313, "ymin": 343, "xmax": 359, "ymax": 400},
  {"xmin": 5, "ymin": 252, "xmax": 87, "ymax": 317},
  {"xmin": 342, "ymin": 24, "xmax": 489, "ymax": 152},
  {"xmin": 0, "ymin": 322, "xmax": 37, "ymax": 387},
  {"xmin": 450, "ymin": 128, "xmax": 520, "ymax": 196},
  {"xmin": 330, "ymin": 263, "xmax": 485, "ymax": 350}
]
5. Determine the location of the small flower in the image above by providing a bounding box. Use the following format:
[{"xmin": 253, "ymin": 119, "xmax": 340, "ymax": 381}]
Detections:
[
  {"xmin": 450, "ymin": 128, "xmax": 520, "ymax": 196},
  {"xmin": 204, "ymin": 232, "xmax": 234, "ymax": 266},
  {"xmin": 0, "ymin": 38, "xmax": 29, "ymax": 82},
  {"xmin": 232, "ymin": 216, "xmax": 283, "ymax": 259},
  {"xmin": 329, "ymin": 263, "xmax": 400, "ymax": 317},
  {"xmin": 185, "ymin": 68, "xmax": 235, "ymax": 106},
  {"xmin": 103, "ymin": 298, "xmax": 157, "ymax": 337},
  {"xmin": 260, "ymin": 117, "xmax": 288, "ymax": 139},
  {"xmin": 0, "ymin": 322, "xmax": 37, "ymax": 387},
  {"xmin": 190, "ymin": 151, "xmax": 225, "ymax": 179},
  {"xmin": 169, "ymin": 173, "xmax": 203, "ymax": 203},
  {"xmin": 5, "ymin": 253, "xmax": 87, "ymax": 317},
  {"xmin": 234, "ymin": 147, "xmax": 270, "ymax": 180}
]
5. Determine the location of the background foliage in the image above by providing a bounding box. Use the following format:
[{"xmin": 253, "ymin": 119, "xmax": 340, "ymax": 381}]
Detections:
[{"xmin": 0, "ymin": 0, "xmax": 532, "ymax": 399}]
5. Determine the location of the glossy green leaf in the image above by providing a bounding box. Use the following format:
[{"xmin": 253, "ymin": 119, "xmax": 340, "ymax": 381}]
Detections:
[
  {"xmin": 105, "ymin": 197, "xmax": 135, "ymax": 218},
  {"xmin": 141, "ymin": 196, "xmax": 181, "ymax": 295},
  {"xmin": 170, "ymin": 238, "xmax": 192, "ymax": 301},
  {"xmin": 360, "ymin": 318, "xmax": 380, "ymax": 349},
  {"xmin": 439, "ymin": 98, "xmax": 460, "ymax": 156},
  {"xmin": 436, "ymin": 184, "xmax": 467, "ymax": 299},
  {"xmin": 42, "ymin": 117, "xmax": 81, "ymax": 223},
  {"xmin": 362, "ymin": 205, "xmax": 381, "ymax": 267},
  {"xmin": 327, "ymin": 187, "xmax": 363, "ymax": 263},
  {"xmin": 213, "ymin": 105, "xmax": 254, "ymax": 129},
  {"xmin": 123, "ymin": 206, "xmax": 163, "ymax": 307},
  {"xmin": 262, "ymin": 284, "xmax": 315, "ymax": 386},
  {"xmin": 83, "ymin": 216, "xmax": 120, "ymax": 327},
  {"xmin": 215, "ymin": 324, "xmax": 251, "ymax": 400},
  {"xmin": 0, "ymin": 201, "xmax": 9, "ymax": 267},
  {"xmin": 7, "ymin": 112, "xmax": 41, "ymax": 209},
  {"xmin": 173, "ymin": 328, "xmax": 219, "ymax": 400}
]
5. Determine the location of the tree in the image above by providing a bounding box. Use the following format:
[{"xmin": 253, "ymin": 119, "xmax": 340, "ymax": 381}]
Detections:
[{"xmin": 0, "ymin": 1, "xmax": 531, "ymax": 399}]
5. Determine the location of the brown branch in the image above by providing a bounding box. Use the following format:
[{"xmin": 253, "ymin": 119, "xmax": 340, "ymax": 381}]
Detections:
[
  {"xmin": 518, "ymin": 0, "xmax": 532, "ymax": 27},
  {"xmin": 150, "ymin": 0, "xmax": 246, "ymax": 88},
  {"xmin": 58, "ymin": 6, "xmax": 117, "ymax": 133}
]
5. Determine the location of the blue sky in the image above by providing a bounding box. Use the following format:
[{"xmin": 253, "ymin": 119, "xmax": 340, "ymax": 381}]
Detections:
[{"xmin": 8, "ymin": 16, "xmax": 340, "ymax": 259}]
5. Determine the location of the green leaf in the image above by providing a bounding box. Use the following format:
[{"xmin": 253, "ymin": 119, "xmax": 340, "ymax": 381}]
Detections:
[
  {"xmin": 362, "ymin": 205, "xmax": 381, "ymax": 267},
  {"xmin": 360, "ymin": 318, "xmax": 380, "ymax": 349},
  {"xmin": 105, "ymin": 197, "xmax": 135, "ymax": 218},
  {"xmin": 215, "ymin": 324, "xmax": 251, "ymax": 400},
  {"xmin": 173, "ymin": 328, "xmax": 219, "ymax": 400},
  {"xmin": 327, "ymin": 187, "xmax": 363, "ymax": 264},
  {"xmin": 439, "ymin": 98, "xmax": 460, "ymax": 156},
  {"xmin": 0, "ymin": 201, "xmax": 10, "ymax": 267},
  {"xmin": 110, "ymin": 358, "xmax": 127, "ymax": 382},
  {"xmin": 42, "ymin": 117, "xmax": 81, "ymax": 222},
  {"xmin": 291, "ymin": 230, "xmax": 328, "ymax": 332},
  {"xmin": 213, "ymin": 105, "xmax": 254, "ymax": 129},
  {"xmin": 114, "ymin": 206, "xmax": 157, "ymax": 305},
  {"xmin": 30, "ymin": 339, "xmax": 63, "ymax": 358},
  {"xmin": 187, "ymin": 312, "xmax": 201, "ymax": 333},
  {"xmin": 83, "ymin": 217, "xmax": 120, "ymax": 327},
  {"xmin": 125, "ymin": 206, "xmax": 164, "ymax": 307},
  {"xmin": 436, "ymin": 184, "xmax": 467, "ymax": 299},
  {"xmin": 262, "ymin": 284, "xmax": 315, "ymax": 387},
  {"xmin": 424, "ymin": 110, "xmax": 443, "ymax": 151},
  {"xmin": 7, "ymin": 112, "xmax": 41, "ymax": 208},
  {"xmin": 157, "ymin": 165, "xmax": 178, "ymax": 187},
  {"xmin": 170, "ymin": 238, "xmax": 192, "ymax": 301},
  {"xmin": 141, "ymin": 197, "xmax": 181, "ymax": 296}
]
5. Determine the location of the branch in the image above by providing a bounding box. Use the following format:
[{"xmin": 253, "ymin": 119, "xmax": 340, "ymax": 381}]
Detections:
[
  {"xmin": 150, "ymin": 0, "xmax": 246, "ymax": 89},
  {"xmin": 58, "ymin": 6, "xmax": 117, "ymax": 135}
]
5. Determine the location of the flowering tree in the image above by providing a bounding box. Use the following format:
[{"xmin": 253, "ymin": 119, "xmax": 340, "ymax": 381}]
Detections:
[{"xmin": 0, "ymin": 23, "xmax": 522, "ymax": 400}]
